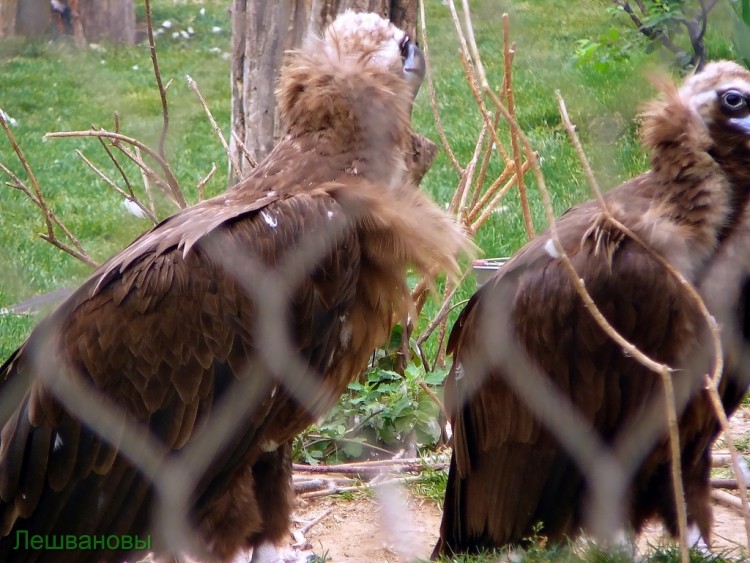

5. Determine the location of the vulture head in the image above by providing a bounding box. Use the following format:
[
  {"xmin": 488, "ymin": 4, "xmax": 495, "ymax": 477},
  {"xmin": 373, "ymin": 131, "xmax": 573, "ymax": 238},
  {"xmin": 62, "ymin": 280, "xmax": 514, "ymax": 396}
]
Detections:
[
  {"xmin": 680, "ymin": 60, "xmax": 750, "ymax": 135},
  {"xmin": 322, "ymin": 10, "xmax": 426, "ymax": 97},
  {"xmin": 276, "ymin": 10, "xmax": 425, "ymax": 188},
  {"xmin": 641, "ymin": 61, "xmax": 750, "ymax": 215}
]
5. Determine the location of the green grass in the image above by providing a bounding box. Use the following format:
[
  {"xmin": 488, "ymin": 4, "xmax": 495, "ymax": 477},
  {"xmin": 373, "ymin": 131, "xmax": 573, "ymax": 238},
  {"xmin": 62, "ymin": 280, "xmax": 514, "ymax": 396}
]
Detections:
[
  {"xmin": 0, "ymin": 1, "xmax": 232, "ymax": 357},
  {"xmin": 428, "ymin": 539, "xmax": 744, "ymax": 563}
]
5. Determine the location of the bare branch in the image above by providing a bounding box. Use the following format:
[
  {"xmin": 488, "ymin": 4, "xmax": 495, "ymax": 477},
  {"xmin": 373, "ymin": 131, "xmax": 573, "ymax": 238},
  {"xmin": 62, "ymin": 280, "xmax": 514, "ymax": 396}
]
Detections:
[
  {"xmin": 75, "ymin": 150, "xmax": 158, "ymax": 224},
  {"xmin": 134, "ymin": 147, "xmax": 157, "ymax": 219},
  {"xmin": 46, "ymin": 129, "xmax": 186, "ymax": 208},
  {"xmin": 197, "ymin": 163, "xmax": 217, "ymax": 202},
  {"xmin": 144, "ymin": 0, "xmax": 170, "ymax": 159},
  {"xmin": 1, "ymin": 112, "xmax": 96, "ymax": 267},
  {"xmin": 418, "ymin": 0, "xmax": 462, "ymax": 175},
  {"xmin": 187, "ymin": 75, "xmax": 243, "ymax": 179},
  {"xmin": 502, "ymin": 14, "xmax": 534, "ymax": 239},
  {"xmin": 231, "ymin": 130, "xmax": 258, "ymax": 170}
]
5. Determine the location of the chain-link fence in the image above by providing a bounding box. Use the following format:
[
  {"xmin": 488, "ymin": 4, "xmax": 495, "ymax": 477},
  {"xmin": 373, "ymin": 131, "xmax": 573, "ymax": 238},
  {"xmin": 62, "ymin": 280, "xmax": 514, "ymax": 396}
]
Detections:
[{"xmin": 1, "ymin": 2, "xmax": 750, "ymax": 563}]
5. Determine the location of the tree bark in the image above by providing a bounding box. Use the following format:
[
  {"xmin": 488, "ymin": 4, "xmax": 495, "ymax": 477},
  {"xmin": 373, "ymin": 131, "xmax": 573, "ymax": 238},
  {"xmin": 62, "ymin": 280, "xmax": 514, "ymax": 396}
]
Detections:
[
  {"xmin": 77, "ymin": 0, "xmax": 135, "ymax": 44},
  {"xmin": 0, "ymin": 0, "xmax": 18, "ymax": 38},
  {"xmin": 0, "ymin": 0, "xmax": 134, "ymax": 44},
  {"xmin": 229, "ymin": 0, "xmax": 419, "ymax": 183}
]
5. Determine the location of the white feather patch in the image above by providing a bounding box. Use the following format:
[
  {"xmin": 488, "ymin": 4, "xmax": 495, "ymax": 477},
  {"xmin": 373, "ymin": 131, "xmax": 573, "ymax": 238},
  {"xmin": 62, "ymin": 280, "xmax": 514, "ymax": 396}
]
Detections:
[
  {"xmin": 544, "ymin": 238, "xmax": 561, "ymax": 258},
  {"xmin": 260, "ymin": 209, "xmax": 278, "ymax": 229},
  {"xmin": 52, "ymin": 433, "xmax": 64, "ymax": 452}
]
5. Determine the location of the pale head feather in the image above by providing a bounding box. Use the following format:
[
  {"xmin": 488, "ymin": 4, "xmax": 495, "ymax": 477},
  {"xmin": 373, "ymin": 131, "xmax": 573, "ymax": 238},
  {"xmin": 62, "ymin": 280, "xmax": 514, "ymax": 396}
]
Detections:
[{"xmin": 322, "ymin": 10, "xmax": 408, "ymax": 74}]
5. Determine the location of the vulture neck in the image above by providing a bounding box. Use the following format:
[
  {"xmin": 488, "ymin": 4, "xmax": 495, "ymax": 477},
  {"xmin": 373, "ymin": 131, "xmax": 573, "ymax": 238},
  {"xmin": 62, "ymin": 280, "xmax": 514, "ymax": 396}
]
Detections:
[
  {"xmin": 642, "ymin": 99, "xmax": 732, "ymax": 257},
  {"xmin": 312, "ymin": 103, "xmax": 410, "ymax": 188},
  {"xmin": 707, "ymin": 137, "xmax": 750, "ymax": 239}
]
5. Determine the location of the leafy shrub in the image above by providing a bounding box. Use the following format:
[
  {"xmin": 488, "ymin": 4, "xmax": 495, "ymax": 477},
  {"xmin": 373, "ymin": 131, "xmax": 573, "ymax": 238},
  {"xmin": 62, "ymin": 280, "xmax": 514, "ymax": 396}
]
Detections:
[{"xmin": 293, "ymin": 362, "xmax": 448, "ymax": 465}]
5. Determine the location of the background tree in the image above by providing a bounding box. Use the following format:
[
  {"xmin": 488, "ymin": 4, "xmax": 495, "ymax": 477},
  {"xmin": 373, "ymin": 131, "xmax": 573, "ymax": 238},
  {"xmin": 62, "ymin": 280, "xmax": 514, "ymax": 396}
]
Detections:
[
  {"xmin": 0, "ymin": 0, "xmax": 135, "ymax": 45},
  {"xmin": 575, "ymin": 0, "xmax": 719, "ymax": 72}
]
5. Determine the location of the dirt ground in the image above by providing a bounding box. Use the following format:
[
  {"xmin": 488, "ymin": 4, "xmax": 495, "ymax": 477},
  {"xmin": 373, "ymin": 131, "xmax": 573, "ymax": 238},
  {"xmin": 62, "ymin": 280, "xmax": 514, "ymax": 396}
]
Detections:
[
  {"xmin": 277, "ymin": 492, "xmax": 748, "ymax": 562},
  {"xmin": 266, "ymin": 409, "xmax": 750, "ymax": 562}
]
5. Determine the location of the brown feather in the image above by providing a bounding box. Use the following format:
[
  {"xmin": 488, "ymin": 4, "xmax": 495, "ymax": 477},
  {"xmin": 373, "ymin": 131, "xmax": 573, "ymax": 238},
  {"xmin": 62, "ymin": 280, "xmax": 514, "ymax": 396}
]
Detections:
[{"xmin": 436, "ymin": 61, "xmax": 750, "ymax": 556}]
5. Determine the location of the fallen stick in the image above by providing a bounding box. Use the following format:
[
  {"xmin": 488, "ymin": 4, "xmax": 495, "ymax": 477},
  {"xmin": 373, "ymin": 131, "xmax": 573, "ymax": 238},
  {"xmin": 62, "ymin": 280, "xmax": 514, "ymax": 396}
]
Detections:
[
  {"xmin": 712, "ymin": 478, "xmax": 740, "ymax": 490},
  {"xmin": 292, "ymin": 508, "xmax": 334, "ymax": 549},
  {"xmin": 712, "ymin": 489, "xmax": 744, "ymax": 512},
  {"xmin": 292, "ymin": 460, "xmax": 447, "ymax": 475},
  {"xmin": 299, "ymin": 476, "xmax": 424, "ymax": 499}
]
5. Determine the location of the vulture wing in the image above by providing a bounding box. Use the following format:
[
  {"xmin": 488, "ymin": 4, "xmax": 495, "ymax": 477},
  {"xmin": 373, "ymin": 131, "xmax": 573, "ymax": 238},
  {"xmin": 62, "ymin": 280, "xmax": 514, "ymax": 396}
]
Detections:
[
  {"xmin": 438, "ymin": 185, "xmax": 713, "ymax": 552},
  {"xmin": 0, "ymin": 184, "xmax": 412, "ymax": 562}
]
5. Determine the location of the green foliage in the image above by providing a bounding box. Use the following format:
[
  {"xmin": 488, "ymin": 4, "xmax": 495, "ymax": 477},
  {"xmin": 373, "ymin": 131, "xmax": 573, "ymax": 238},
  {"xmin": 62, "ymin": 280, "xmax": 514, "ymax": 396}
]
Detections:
[
  {"xmin": 431, "ymin": 534, "xmax": 745, "ymax": 563},
  {"xmin": 408, "ymin": 460, "xmax": 449, "ymax": 505},
  {"xmin": 307, "ymin": 545, "xmax": 332, "ymax": 563},
  {"xmin": 293, "ymin": 362, "xmax": 448, "ymax": 464},
  {"xmin": 574, "ymin": 1, "xmax": 712, "ymax": 71},
  {"xmin": 575, "ymin": 24, "xmax": 636, "ymax": 73}
]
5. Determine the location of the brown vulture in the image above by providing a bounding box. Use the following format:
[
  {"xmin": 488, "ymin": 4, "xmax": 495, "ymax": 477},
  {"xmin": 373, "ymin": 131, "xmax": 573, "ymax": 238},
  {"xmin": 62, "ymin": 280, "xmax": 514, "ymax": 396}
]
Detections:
[
  {"xmin": 0, "ymin": 11, "xmax": 469, "ymax": 563},
  {"xmin": 434, "ymin": 60, "xmax": 750, "ymax": 556}
]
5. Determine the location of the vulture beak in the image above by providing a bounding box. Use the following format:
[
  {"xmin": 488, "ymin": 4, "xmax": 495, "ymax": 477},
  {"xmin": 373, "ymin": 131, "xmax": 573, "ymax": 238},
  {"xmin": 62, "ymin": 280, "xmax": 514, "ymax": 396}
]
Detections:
[
  {"xmin": 729, "ymin": 115, "xmax": 750, "ymax": 135},
  {"xmin": 403, "ymin": 41, "xmax": 426, "ymax": 100}
]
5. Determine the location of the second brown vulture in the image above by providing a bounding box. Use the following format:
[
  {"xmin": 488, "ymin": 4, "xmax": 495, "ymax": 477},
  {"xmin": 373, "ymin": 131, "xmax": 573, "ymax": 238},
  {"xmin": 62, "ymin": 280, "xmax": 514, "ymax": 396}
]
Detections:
[
  {"xmin": 0, "ymin": 10, "xmax": 469, "ymax": 563},
  {"xmin": 434, "ymin": 61, "xmax": 750, "ymax": 556}
]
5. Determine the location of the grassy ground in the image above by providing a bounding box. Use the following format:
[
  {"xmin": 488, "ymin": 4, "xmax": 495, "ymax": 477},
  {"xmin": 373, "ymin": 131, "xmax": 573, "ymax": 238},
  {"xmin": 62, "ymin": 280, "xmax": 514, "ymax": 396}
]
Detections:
[{"xmin": 0, "ymin": 2, "xmax": 746, "ymax": 561}]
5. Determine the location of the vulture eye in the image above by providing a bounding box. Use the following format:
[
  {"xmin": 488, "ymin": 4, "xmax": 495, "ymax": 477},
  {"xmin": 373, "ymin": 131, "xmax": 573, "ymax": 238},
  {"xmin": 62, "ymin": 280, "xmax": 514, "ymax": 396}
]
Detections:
[
  {"xmin": 721, "ymin": 90, "xmax": 747, "ymax": 113},
  {"xmin": 399, "ymin": 35, "xmax": 411, "ymax": 59}
]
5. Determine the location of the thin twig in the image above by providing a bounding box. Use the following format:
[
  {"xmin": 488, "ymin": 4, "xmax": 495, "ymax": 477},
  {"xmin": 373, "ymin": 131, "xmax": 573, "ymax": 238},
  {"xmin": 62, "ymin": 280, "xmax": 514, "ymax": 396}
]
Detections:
[
  {"xmin": 469, "ymin": 111, "xmax": 502, "ymax": 211},
  {"xmin": 502, "ymin": 14, "xmax": 534, "ymax": 239},
  {"xmin": 95, "ymin": 132, "xmax": 135, "ymax": 196},
  {"xmin": 187, "ymin": 75, "xmax": 242, "ymax": 179},
  {"xmin": 467, "ymin": 161, "xmax": 517, "ymax": 223},
  {"xmin": 197, "ymin": 163, "xmax": 217, "ymax": 202},
  {"xmin": 75, "ymin": 150, "xmax": 158, "ymax": 224},
  {"xmin": 231, "ymin": 130, "xmax": 258, "ymax": 169},
  {"xmin": 299, "ymin": 508, "xmax": 333, "ymax": 535},
  {"xmin": 453, "ymin": 123, "xmax": 488, "ymax": 218},
  {"xmin": 144, "ymin": 0, "xmax": 170, "ymax": 160},
  {"xmin": 418, "ymin": 0, "xmax": 462, "ymax": 175},
  {"xmin": 1, "ymin": 116, "xmax": 96, "ymax": 266},
  {"xmin": 2, "ymin": 111, "xmax": 54, "ymax": 236},
  {"xmin": 134, "ymin": 146, "xmax": 157, "ymax": 218},
  {"xmin": 292, "ymin": 460, "xmax": 447, "ymax": 475},
  {"xmin": 115, "ymin": 142, "xmax": 178, "ymax": 204},
  {"xmin": 461, "ymin": 0, "xmax": 488, "ymax": 89},
  {"xmin": 46, "ymin": 129, "xmax": 186, "ymax": 208},
  {"xmin": 471, "ymin": 165, "xmax": 531, "ymax": 233},
  {"xmin": 299, "ymin": 476, "xmax": 424, "ymax": 499},
  {"xmin": 417, "ymin": 379, "xmax": 448, "ymax": 421},
  {"xmin": 416, "ymin": 271, "xmax": 470, "ymax": 348}
]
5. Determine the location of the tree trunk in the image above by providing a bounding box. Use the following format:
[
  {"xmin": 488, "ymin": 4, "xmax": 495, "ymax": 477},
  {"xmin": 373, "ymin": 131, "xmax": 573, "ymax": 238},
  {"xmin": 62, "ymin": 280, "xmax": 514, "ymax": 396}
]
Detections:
[
  {"xmin": 229, "ymin": 0, "xmax": 419, "ymax": 183},
  {"xmin": 0, "ymin": 0, "xmax": 18, "ymax": 38},
  {"xmin": 14, "ymin": 0, "xmax": 49, "ymax": 36},
  {"xmin": 0, "ymin": 0, "xmax": 134, "ymax": 44},
  {"xmin": 77, "ymin": 0, "xmax": 135, "ymax": 45}
]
